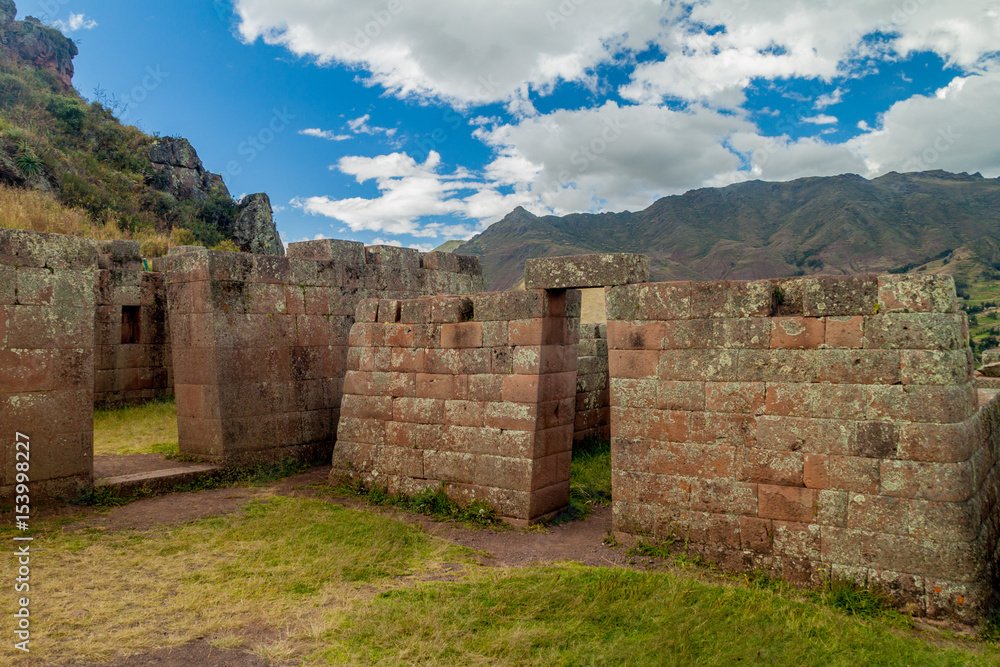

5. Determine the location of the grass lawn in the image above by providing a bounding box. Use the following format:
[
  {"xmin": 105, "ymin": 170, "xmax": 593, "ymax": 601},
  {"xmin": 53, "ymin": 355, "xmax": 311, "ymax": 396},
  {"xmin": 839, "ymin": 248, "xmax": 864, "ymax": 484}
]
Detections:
[
  {"xmin": 93, "ymin": 397, "xmax": 179, "ymax": 457},
  {"xmin": 5, "ymin": 493, "xmax": 999, "ymax": 666},
  {"xmin": 5, "ymin": 438, "xmax": 1000, "ymax": 664}
]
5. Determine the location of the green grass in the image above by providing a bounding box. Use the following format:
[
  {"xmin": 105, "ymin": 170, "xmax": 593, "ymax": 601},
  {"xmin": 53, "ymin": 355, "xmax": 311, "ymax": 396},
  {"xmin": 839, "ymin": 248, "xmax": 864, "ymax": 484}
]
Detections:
[
  {"xmin": 336, "ymin": 480, "xmax": 505, "ymax": 528},
  {"xmin": 4, "ymin": 493, "xmax": 1000, "ymax": 665},
  {"xmin": 93, "ymin": 396, "xmax": 179, "ymax": 457},
  {"xmin": 547, "ymin": 438, "xmax": 612, "ymax": 525},
  {"xmin": 312, "ymin": 566, "xmax": 1000, "ymax": 666}
]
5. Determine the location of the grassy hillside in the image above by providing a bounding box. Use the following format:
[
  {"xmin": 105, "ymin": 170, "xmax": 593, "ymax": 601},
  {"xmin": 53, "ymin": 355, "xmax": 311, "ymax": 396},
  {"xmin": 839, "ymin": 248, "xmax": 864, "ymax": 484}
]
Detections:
[
  {"xmin": 0, "ymin": 36, "xmax": 239, "ymax": 254},
  {"xmin": 458, "ymin": 172, "xmax": 1000, "ymax": 291}
]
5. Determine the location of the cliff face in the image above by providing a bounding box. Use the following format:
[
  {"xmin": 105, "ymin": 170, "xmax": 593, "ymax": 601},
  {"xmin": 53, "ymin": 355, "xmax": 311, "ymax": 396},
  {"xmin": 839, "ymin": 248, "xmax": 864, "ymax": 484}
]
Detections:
[
  {"xmin": 149, "ymin": 137, "xmax": 230, "ymax": 202},
  {"xmin": 0, "ymin": 2, "xmax": 78, "ymax": 89}
]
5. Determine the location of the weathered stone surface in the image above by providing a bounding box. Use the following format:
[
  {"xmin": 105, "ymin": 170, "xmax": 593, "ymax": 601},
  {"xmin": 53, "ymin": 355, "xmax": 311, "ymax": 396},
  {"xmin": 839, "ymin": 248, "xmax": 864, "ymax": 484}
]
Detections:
[
  {"xmin": 607, "ymin": 273, "xmax": 994, "ymax": 622},
  {"xmin": 0, "ymin": 7, "xmax": 78, "ymax": 89},
  {"xmin": 524, "ymin": 253, "xmax": 648, "ymax": 290},
  {"xmin": 230, "ymin": 193, "xmax": 284, "ymax": 256},
  {"xmin": 332, "ymin": 290, "xmax": 577, "ymax": 522},
  {"xmin": 979, "ymin": 362, "xmax": 1000, "ymax": 378}
]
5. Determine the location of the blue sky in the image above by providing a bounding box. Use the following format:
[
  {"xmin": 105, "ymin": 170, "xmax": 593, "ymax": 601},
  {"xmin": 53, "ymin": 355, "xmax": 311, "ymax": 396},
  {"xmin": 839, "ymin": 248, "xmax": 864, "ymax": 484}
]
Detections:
[{"xmin": 25, "ymin": 0, "xmax": 1000, "ymax": 251}]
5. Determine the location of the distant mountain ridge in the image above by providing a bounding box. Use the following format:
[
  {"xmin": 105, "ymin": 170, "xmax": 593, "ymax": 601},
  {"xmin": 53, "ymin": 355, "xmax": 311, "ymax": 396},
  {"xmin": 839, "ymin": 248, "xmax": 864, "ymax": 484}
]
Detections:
[{"xmin": 456, "ymin": 171, "xmax": 1000, "ymax": 291}]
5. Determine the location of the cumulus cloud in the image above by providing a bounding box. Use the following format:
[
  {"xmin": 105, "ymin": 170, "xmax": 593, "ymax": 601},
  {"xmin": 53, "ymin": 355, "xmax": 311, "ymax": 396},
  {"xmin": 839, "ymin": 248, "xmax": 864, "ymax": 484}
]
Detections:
[
  {"xmin": 233, "ymin": 0, "xmax": 662, "ymax": 106},
  {"xmin": 53, "ymin": 13, "xmax": 97, "ymax": 32},
  {"xmin": 802, "ymin": 115, "xmax": 839, "ymax": 125}
]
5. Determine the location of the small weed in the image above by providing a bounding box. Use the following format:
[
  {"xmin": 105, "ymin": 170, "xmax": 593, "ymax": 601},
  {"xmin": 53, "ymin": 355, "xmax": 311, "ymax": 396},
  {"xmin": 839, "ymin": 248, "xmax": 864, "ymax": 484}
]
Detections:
[
  {"xmin": 980, "ymin": 611, "xmax": 1000, "ymax": 643},
  {"xmin": 602, "ymin": 529, "xmax": 619, "ymax": 547},
  {"xmin": 629, "ymin": 537, "xmax": 676, "ymax": 560},
  {"xmin": 337, "ymin": 480, "xmax": 504, "ymax": 528},
  {"xmin": 819, "ymin": 574, "xmax": 893, "ymax": 618}
]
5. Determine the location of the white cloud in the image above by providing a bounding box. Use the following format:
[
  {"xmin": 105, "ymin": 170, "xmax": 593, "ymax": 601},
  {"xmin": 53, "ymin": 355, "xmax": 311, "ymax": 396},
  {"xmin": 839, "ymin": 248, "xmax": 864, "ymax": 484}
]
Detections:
[
  {"xmin": 232, "ymin": 0, "xmax": 662, "ymax": 106},
  {"xmin": 300, "ymin": 128, "xmax": 351, "ymax": 141},
  {"xmin": 802, "ymin": 115, "xmax": 839, "ymax": 125},
  {"xmin": 370, "ymin": 238, "xmax": 436, "ymax": 252},
  {"xmin": 814, "ymin": 89, "xmax": 844, "ymax": 110},
  {"xmin": 53, "ymin": 13, "xmax": 98, "ymax": 32}
]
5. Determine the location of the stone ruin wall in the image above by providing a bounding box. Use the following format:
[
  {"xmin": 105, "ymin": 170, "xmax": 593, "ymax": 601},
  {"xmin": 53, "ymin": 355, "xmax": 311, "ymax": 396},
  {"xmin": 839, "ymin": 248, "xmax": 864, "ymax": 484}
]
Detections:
[
  {"xmin": 574, "ymin": 323, "xmax": 610, "ymax": 444},
  {"xmin": 331, "ymin": 289, "xmax": 580, "ymax": 524},
  {"xmin": 0, "ymin": 229, "xmax": 97, "ymax": 501},
  {"xmin": 153, "ymin": 240, "xmax": 484, "ymax": 466},
  {"xmin": 94, "ymin": 241, "xmax": 172, "ymax": 409},
  {"xmin": 605, "ymin": 274, "xmax": 999, "ymax": 621}
]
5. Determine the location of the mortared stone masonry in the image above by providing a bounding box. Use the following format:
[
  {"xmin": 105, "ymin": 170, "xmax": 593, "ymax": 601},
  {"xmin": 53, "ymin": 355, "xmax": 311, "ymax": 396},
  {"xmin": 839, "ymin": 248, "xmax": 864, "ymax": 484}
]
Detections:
[
  {"xmin": 0, "ymin": 228, "xmax": 97, "ymax": 503},
  {"xmin": 331, "ymin": 289, "xmax": 581, "ymax": 523},
  {"xmin": 606, "ymin": 274, "xmax": 999, "ymax": 621},
  {"xmin": 154, "ymin": 240, "xmax": 483, "ymax": 466}
]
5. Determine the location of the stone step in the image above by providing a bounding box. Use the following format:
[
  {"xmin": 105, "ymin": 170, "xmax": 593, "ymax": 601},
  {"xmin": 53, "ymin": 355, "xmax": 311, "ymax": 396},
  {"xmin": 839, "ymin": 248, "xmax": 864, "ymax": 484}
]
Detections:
[{"xmin": 94, "ymin": 464, "xmax": 221, "ymax": 497}]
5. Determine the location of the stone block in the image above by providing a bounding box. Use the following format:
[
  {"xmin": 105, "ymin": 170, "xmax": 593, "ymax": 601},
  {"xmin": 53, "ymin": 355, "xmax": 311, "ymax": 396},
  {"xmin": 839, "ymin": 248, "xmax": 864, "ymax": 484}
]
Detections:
[{"xmin": 524, "ymin": 253, "xmax": 648, "ymax": 290}]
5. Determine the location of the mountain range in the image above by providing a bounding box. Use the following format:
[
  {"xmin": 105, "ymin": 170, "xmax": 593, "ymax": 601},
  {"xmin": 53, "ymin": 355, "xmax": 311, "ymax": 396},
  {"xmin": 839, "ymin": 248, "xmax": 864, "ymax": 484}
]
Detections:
[{"xmin": 455, "ymin": 171, "xmax": 1000, "ymax": 291}]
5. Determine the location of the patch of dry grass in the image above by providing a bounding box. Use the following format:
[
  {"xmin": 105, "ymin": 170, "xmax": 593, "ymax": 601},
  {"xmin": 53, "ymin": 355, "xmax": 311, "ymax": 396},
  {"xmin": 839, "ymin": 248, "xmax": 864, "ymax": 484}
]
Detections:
[
  {"xmin": 0, "ymin": 497, "xmax": 465, "ymax": 664},
  {"xmin": 93, "ymin": 397, "xmax": 179, "ymax": 457}
]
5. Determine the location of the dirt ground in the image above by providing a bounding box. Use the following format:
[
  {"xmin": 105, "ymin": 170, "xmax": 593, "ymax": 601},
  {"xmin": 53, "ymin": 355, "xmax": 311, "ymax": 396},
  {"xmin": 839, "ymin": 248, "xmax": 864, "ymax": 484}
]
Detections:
[{"xmin": 45, "ymin": 465, "xmax": 632, "ymax": 667}]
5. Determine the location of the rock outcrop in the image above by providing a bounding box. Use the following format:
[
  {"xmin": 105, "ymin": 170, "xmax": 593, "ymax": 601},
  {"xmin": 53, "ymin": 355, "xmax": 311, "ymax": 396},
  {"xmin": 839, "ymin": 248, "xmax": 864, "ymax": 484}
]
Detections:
[
  {"xmin": 0, "ymin": 3, "xmax": 78, "ymax": 89},
  {"xmin": 148, "ymin": 137, "xmax": 229, "ymax": 202},
  {"xmin": 230, "ymin": 193, "xmax": 284, "ymax": 256}
]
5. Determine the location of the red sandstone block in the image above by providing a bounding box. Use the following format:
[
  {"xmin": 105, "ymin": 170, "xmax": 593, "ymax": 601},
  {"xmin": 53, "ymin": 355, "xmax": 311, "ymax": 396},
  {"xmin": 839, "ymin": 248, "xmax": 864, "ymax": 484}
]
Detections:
[
  {"xmin": 376, "ymin": 299, "xmax": 402, "ymax": 323},
  {"xmin": 862, "ymin": 313, "xmax": 966, "ymax": 350},
  {"xmin": 812, "ymin": 350, "xmax": 902, "ymax": 385},
  {"xmin": 0, "ymin": 349, "xmax": 54, "ymax": 393},
  {"xmin": 713, "ymin": 317, "xmax": 773, "ymax": 350},
  {"xmin": 688, "ymin": 412, "xmax": 756, "ymax": 447},
  {"xmin": 393, "ymin": 397, "xmax": 444, "ymax": 424},
  {"xmin": 441, "ymin": 425, "xmax": 480, "ymax": 453},
  {"xmin": 606, "ymin": 282, "xmax": 692, "ymax": 321},
  {"xmin": 541, "ymin": 372, "xmax": 577, "ymax": 402},
  {"xmin": 425, "ymin": 451, "xmax": 476, "ymax": 485},
  {"xmin": 829, "ymin": 456, "xmax": 880, "ymax": 494},
  {"xmin": 400, "ymin": 299, "xmax": 431, "ymax": 324},
  {"xmin": 472, "ymin": 291, "xmax": 544, "ymax": 321},
  {"xmin": 349, "ymin": 323, "xmax": 377, "ymax": 347},
  {"xmin": 341, "ymin": 394, "xmax": 393, "ymax": 421},
  {"xmin": 866, "ymin": 384, "xmax": 977, "ymax": 424},
  {"xmin": 441, "ymin": 321, "xmax": 483, "ymax": 349},
  {"xmin": 610, "ymin": 378, "xmax": 658, "ymax": 409},
  {"xmin": 648, "ymin": 441, "xmax": 735, "ymax": 478},
  {"xmin": 691, "ymin": 280, "xmax": 777, "ymax": 319},
  {"xmin": 645, "ymin": 409, "xmax": 691, "ymax": 442},
  {"xmin": 860, "ymin": 533, "xmax": 979, "ymax": 583},
  {"xmin": 772, "ymin": 521, "xmax": 822, "ymax": 561},
  {"xmin": 508, "ymin": 318, "xmax": 544, "ymax": 346},
  {"xmin": 530, "ymin": 481, "xmax": 571, "ymax": 519},
  {"xmin": 611, "ymin": 437, "xmax": 649, "ymax": 474},
  {"xmin": 337, "ymin": 417, "xmax": 385, "ymax": 446},
  {"xmin": 656, "ymin": 381, "xmax": 706, "ymax": 411},
  {"xmin": 430, "ymin": 296, "xmax": 474, "ymax": 323},
  {"xmin": 826, "ymin": 316, "xmax": 865, "ymax": 348},
  {"xmin": 383, "ymin": 324, "xmax": 417, "ymax": 348},
  {"xmin": 758, "ymin": 485, "xmax": 818, "ymax": 522},
  {"xmin": 172, "ymin": 348, "xmax": 218, "ymax": 386},
  {"xmin": 691, "ymin": 479, "xmax": 757, "ymax": 515},
  {"xmin": 534, "ymin": 425, "xmax": 573, "ymax": 458},
  {"xmin": 484, "ymin": 401, "xmax": 538, "ymax": 430},
  {"xmin": 877, "ymin": 274, "xmax": 957, "ymax": 314},
  {"xmin": 755, "ymin": 416, "xmax": 852, "ymax": 455},
  {"xmin": 343, "ymin": 371, "xmax": 415, "ymax": 398},
  {"xmin": 705, "ymin": 382, "xmax": 765, "ymax": 415},
  {"xmin": 737, "ymin": 349, "xmax": 818, "ymax": 383},
  {"xmin": 481, "ymin": 321, "xmax": 509, "ymax": 347},
  {"xmin": 897, "ymin": 419, "xmax": 979, "ymax": 463},
  {"xmin": 389, "ymin": 348, "xmax": 425, "ymax": 373},
  {"xmin": 737, "ymin": 448, "xmax": 804, "ymax": 487},
  {"xmin": 908, "ymin": 499, "xmax": 980, "ymax": 542},
  {"xmin": 531, "ymin": 452, "xmax": 572, "ymax": 491},
  {"xmin": 765, "ymin": 383, "xmax": 866, "ymax": 420},
  {"xmin": 354, "ymin": 299, "xmax": 378, "ymax": 322},
  {"xmin": 412, "ymin": 323, "xmax": 441, "ymax": 349},
  {"xmin": 803, "ymin": 454, "xmax": 830, "ymax": 489},
  {"xmin": 444, "ymin": 400, "xmax": 485, "ymax": 427},
  {"xmin": 657, "ymin": 349, "xmax": 738, "ymax": 382},
  {"xmin": 412, "ymin": 423, "xmax": 443, "ymax": 450},
  {"xmin": 771, "ymin": 317, "xmax": 825, "ymax": 349},
  {"xmin": 609, "ymin": 349, "xmax": 659, "ymax": 379},
  {"xmin": 880, "ymin": 458, "xmax": 975, "ymax": 503},
  {"xmin": 469, "ymin": 374, "xmax": 503, "ymax": 401},
  {"xmin": 537, "ymin": 397, "xmax": 576, "ymax": 430},
  {"xmin": 739, "ymin": 516, "xmax": 773, "ymax": 552},
  {"xmin": 660, "ymin": 319, "xmax": 712, "ymax": 350},
  {"xmin": 847, "ymin": 494, "xmax": 910, "ymax": 535},
  {"xmin": 900, "ymin": 349, "xmax": 973, "ymax": 386},
  {"xmin": 607, "ymin": 320, "xmax": 666, "ymax": 350}
]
